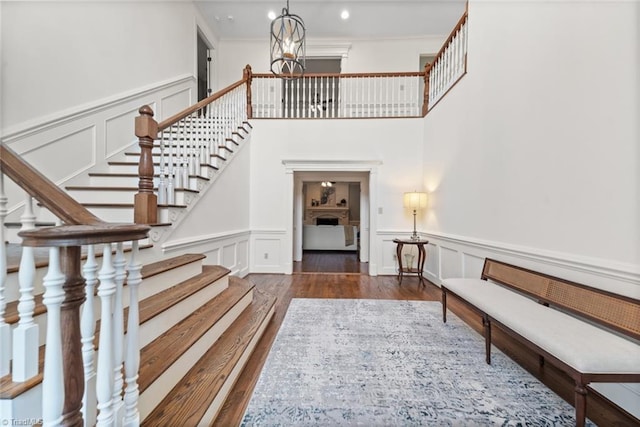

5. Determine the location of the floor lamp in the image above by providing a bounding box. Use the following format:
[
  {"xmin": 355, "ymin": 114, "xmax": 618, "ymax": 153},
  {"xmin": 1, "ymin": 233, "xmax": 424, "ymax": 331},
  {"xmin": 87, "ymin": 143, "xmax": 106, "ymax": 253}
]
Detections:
[{"xmin": 404, "ymin": 191, "xmax": 427, "ymax": 240}]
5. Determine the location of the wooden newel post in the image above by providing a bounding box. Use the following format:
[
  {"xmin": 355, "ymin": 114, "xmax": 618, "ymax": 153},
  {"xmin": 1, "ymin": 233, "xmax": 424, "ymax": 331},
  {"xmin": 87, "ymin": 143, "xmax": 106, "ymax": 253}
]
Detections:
[
  {"xmin": 134, "ymin": 105, "xmax": 158, "ymax": 224},
  {"xmin": 422, "ymin": 63, "xmax": 432, "ymax": 116},
  {"xmin": 244, "ymin": 64, "xmax": 253, "ymax": 119},
  {"xmin": 59, "ymin": 246, "xmax": 86, "ymax": 427}
]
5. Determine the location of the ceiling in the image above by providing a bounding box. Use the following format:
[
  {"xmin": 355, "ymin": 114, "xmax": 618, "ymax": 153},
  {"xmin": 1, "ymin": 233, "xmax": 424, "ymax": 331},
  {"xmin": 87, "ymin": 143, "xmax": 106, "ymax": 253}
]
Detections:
[{"xmin": 194, "ymin": 0, "xmax": 467, "ymax": 40}]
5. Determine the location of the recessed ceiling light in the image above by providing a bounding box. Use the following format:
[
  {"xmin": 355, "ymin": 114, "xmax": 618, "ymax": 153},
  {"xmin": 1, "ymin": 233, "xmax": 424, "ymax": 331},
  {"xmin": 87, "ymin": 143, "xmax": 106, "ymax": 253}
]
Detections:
[
  {"xmin": 341, "ymin": 10, "xmax": 350, "ymax": 20},
  {"xmin": 268, "ymin": 10, "xmax": 276, "ymax": 20}
]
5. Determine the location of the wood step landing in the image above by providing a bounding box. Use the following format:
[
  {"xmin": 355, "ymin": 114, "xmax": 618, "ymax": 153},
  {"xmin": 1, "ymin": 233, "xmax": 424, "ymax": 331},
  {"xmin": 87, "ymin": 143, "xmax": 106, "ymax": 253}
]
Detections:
[
  {"xmin": 142, "ymin": 285, "xmax": 276, "ymax": 426},
  {"xmin": 0, "ymin": 253, "xmax": 208, "ymax": 399}
]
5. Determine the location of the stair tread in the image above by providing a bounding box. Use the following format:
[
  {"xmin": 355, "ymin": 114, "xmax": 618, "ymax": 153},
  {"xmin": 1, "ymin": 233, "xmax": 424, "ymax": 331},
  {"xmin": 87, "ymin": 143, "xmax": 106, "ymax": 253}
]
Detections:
[
  {"xmin": 65, "ymin": 186, "xmax": 199, "ymax": 194},
  {"xmin": 141, "ymin": 286, "xmax": 276, "ymax": 426},
  {"xmin": 137, "ymin": 265, "xmax": 230, "ymax": 325},
  {"xmin": 141, "ymin": 253, "xmax": 206, "ymax": 279},
  {"xmin": 138, "ymin": 278, "xmax": 254, "ymax": 394},
  {"xmin": 0, "ymin": 253, "xmax": 205, "ymax": 397}
]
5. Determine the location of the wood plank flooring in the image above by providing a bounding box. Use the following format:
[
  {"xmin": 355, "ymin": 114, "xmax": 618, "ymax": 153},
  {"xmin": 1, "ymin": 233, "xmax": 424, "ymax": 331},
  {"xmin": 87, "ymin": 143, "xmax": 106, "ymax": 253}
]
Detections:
[
  {"xmin": 214, "ymin": 271, "xmax": 638, "ymax": 427},
  {"xmin": 292, "ymin": 250, "xmax": 368, "ymax": 274}
]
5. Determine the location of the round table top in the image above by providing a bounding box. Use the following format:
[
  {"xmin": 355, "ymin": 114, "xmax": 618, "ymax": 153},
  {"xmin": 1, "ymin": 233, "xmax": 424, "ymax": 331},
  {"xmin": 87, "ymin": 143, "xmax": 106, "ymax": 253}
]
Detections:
[{"xmin": 393, "ymin": 238, "xmax": 429, "ymax": 244}]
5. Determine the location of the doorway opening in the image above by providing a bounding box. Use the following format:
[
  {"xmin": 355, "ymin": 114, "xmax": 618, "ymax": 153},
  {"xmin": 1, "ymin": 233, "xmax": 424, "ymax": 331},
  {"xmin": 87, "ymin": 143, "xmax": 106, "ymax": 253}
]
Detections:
[
  {"xmin": 292, "ymin": 172, "xmax": 370, "ymax": 274},
  {"xmin": 197, "ymin": 30, "xmax": 213, "ymax": 102}
]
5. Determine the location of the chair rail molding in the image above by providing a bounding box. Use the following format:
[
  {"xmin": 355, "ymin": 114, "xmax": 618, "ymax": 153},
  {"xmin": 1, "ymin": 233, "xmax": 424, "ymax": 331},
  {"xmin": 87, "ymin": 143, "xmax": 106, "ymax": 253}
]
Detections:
[{"xmin": 420, "ymin": 230, "xmax": 640, "ymax": 299}]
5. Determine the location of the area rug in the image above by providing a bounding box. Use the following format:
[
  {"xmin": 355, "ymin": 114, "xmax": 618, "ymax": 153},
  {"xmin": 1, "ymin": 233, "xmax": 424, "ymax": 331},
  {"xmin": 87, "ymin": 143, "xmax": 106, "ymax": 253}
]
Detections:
[{"xmin": 241, "ymin": 298, "xmax": 593, "ymax": 426}]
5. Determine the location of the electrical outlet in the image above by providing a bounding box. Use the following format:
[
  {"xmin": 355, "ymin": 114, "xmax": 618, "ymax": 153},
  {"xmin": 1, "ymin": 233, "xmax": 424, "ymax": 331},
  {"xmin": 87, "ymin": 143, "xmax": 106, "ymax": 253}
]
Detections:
[{"xmin": 264, "ymin": 253, "xmax": 269, "ymax": 259}]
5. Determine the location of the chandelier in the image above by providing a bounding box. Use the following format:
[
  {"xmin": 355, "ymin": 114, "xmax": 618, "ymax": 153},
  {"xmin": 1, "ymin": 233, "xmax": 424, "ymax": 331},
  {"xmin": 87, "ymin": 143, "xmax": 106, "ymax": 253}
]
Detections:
[{"xmin": 270, "ymin": 0, "xmax": 306, "ymax": 79}]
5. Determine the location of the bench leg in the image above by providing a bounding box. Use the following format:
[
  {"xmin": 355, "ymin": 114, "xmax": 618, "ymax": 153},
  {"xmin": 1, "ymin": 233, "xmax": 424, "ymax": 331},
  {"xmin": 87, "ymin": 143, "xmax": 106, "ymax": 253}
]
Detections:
[
  {"xmin": 442, "ymin": 289, "xmax": 447, "ymax": 323},
  {"xmin": 574, "ymin": 382, "xmax": 587, "ymax": 427},
  {"xmin": 483, "ymin": 314, "xmax": 492, "ymax": 364}
]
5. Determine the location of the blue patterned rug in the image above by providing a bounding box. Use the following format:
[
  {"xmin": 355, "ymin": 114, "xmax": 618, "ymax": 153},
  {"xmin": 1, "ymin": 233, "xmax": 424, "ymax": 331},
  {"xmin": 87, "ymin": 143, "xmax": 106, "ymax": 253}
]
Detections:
[{"xmin": 242, "ymin": 299, "xmax": 593, "ymax": 426}]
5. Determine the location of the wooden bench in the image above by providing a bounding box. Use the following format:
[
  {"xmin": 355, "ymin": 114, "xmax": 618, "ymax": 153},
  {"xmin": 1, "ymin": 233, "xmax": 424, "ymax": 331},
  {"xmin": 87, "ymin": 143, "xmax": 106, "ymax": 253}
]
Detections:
[{"xmin": 441, "ymin": 258, "xmax": 640, "ymax": 427}]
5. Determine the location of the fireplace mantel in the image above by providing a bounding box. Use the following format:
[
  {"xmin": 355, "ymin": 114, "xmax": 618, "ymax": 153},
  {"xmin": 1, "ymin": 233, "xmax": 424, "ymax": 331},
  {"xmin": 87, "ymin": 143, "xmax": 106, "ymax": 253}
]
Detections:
[{"xmin": 305, "ymin": 206, "xmax": 349, "ymax": 225}]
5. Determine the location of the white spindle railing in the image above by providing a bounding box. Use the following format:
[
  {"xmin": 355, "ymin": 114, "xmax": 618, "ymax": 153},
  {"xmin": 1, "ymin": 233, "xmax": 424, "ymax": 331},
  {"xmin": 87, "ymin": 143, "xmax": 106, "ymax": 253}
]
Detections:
[
  {"xmin": 123, "ymin": 241, "xmax": 142, "ymax": 427},
  {"xmin": 251, "ymin": 72, "xmax": 424, "ymax": 119},
  {"xmin": 0, "ymin": 173, "xmax": 9, "ymax": 377},
  {"xmin": 81, "ymin": 244, "xmax": 98, "ymax": 427},
  {"xmin": 96, "ymin": 244, "xmax": 116, "ymax": 427},
  {"xmin": 112, "ymin": 242, "xmax": 127, "ymax": 420},
  {"xmin": 13, "ymin": 196, "xmax": 39, "ymax": 381},
  {"xmin": 42, "ymin": 247, "xmax": 65, "ymax": 427},
  {"xmin": 156, "ymin": 82, "xmax": 248, "ymax": 205},
  {"xmin": 427, "ymin": 10, "xmax": 468, "ymax": 110}
]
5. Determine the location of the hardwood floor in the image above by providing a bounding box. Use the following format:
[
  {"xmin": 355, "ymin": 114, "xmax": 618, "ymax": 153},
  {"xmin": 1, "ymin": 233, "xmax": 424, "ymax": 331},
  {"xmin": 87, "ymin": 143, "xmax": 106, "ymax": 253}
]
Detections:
[
  {"xmin": 293, "ymin": 250, "xmax": 368, "ymax": 274},
  {"xmin": 213, "ymin": 273, "xmax": 639, "ymax": 426}
]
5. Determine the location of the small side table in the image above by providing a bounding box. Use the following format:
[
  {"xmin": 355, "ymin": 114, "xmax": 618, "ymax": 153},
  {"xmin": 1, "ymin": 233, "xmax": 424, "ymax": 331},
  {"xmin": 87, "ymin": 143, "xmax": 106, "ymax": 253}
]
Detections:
[{"xmin": 393, "ymin": 238, "xmax": 429, "ymax": 286}]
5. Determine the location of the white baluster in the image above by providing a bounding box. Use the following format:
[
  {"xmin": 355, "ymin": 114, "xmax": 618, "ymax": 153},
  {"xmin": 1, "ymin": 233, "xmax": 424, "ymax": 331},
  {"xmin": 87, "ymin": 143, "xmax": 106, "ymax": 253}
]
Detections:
[
  {"xmin": 81, "ymin": 244, "xmax": 98, "ymax": 427},
  {"xmin": 13, "ymin": 196, "xmax": 38, "ymax": 381},
  {"xmin": 96, "ymin": 244, "xmax": 116, "ymax": 427},
  {"xmin": 42, "ymin": 247, "xmax": 65, "ymax": 427},
  {"xmin": 157, "ymin": 132, "xmax": 167, "ymax": 205},
  {"xmin": 123, "ymin": 241, "xmax": 142, "ymax": 427},
  {"xmin": 111, "ymin": 242, "xmax": 126, "ymax": 421},
  {"xmin": 188, "ymin": 115, "xmax": 198, "ymax": 177},
  {"xmin": 0, "ymin": 173, "xmax": 10, "ymax": 376}
]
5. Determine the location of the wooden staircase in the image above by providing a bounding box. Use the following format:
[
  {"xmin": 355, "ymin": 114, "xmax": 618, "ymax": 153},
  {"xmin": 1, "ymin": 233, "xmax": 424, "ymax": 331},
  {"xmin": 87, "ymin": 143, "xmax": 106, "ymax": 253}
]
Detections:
[{"xmin": 1, "ymin": 249, "xmax": 276, "ymax": 423}]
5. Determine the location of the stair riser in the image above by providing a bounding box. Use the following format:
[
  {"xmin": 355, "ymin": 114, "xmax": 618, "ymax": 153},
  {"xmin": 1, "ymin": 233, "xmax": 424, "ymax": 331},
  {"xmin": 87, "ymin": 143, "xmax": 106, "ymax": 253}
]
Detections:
[
  {"xmin": 89, "ymin": 175, "xmax": 145, "ymax": 187},
  {"xmin": 139, "ymin": 260, "xmax": 206, "ymax": 301},
  {"xmin": 5, "ymin": 258, "xmax": 206, "ymax": 348},
  {"xmin": 199, "ymin": 304, "xmax": 275, "ymax": 425},
  {"xmin": 4, "ymin": 268, "xmax": 47, "ymax": 301},
  {"xmin": 138, "ymin": 276, "xmax": 228, "ymax": 349},
  {"xmin": 138, "ymin": 290, "xmax": 253, "ymax": 421},
  {"xmin": 108, "ymin": 164, "xmax": 215, "ymax": 181},
  {"xmin": 66, "ymin": 190, "xmax": 137, "ymax": 205},
  {"xmin": 0, "ymin": 380, "xmax": 42, "ymax": 421}
]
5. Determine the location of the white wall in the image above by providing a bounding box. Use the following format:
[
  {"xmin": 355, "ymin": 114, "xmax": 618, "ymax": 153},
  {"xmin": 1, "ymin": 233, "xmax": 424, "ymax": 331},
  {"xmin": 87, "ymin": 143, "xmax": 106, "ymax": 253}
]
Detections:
[
  {"xmin": 217, "ymin": 36, "xmax": 446, "ymax": 88},
  {"xmin": 0, "ymin": 2, "xmax": 219, "ymax": 218},
  {"xmin": 423, "ymin": 0, "xmax": 639, "ymax": 274},
  {"xmin": 1, "ymin": 1, "xmax": 216, "ymax": 131},
  {"xmin": 421, "ymin": 0, "xmax": 639, "ymax": 416},
  {"xmin": 249, "ymin": 118, "xmax": 425, "ymax": 274},
  {"xmin": 162, "ymin": 139, "xmax": 252, "ymax": 277}
]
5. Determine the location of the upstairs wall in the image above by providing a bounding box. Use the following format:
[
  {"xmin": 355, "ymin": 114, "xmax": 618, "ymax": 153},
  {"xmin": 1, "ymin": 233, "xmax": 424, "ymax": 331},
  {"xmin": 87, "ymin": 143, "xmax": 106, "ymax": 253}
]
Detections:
[{"xmin": 422, "ymin": 0, "xmax": 639, "ymax": 415}]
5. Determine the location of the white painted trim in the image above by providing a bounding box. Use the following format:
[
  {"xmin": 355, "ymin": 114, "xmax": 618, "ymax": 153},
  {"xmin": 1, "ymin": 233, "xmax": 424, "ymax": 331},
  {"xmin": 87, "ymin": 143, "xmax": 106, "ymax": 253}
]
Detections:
[
  {"xmin": 421, "ymin": 230, "xmax": 640, "ymax": 284},
  {"xmin": 2, "ymin": 74, "xmax": 195, "ymax": 142},
  {"xmin": 282, "ymin": 160, "xmax": 381, "ymax": 276},
  {"xmin": 306, "ymin": 41, "xmax": 352, "ymax": 58},
  {"xmin": 162, "ymin": 229, "xmax": 250, "ymax": 252}
]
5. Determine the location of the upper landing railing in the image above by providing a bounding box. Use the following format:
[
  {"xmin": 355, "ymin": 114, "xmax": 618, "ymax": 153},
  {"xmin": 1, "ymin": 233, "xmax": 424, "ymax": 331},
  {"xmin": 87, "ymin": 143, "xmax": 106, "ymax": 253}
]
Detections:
[
  {"xmin": 131, "ymin": 7, "xmax": 468, "ymax": 224},
  {"xmin": 248, "ymin": 7, "xmax": 468, "ymax": 119}
]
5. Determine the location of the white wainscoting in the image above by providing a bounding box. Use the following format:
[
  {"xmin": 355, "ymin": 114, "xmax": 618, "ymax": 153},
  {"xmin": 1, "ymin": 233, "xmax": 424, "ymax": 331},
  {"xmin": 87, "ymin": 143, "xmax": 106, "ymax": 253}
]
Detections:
[
  {"xmin": 1, "ymin": 74, "xmax": 195, "ymax": 216},
  {"xmin": 162, "ymin": 230, "xmax": 251, "ymax": 277},
  {"xmin": 250, "ymin": 230, "xmax": 288, "ymax": 274},
  {"xmin": 410, "ymin": 230, "xmax": 640, "ymax": 420}
]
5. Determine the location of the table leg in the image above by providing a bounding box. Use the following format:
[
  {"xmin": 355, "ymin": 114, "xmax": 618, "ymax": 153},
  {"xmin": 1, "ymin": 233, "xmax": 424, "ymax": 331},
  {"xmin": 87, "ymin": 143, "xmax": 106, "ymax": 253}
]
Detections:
[
  {"xmin": 396, "ymin": 242, "xmax": 404, "ymax": 285},
  {"xmin": 417, "ymin": 243, "xmax": 426, "ymax": 286}
]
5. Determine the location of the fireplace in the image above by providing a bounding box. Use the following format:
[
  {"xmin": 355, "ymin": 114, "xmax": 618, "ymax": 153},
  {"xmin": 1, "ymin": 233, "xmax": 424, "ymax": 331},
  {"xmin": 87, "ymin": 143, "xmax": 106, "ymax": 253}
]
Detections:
[{"xmin": 316, "ymin": 217, "xmax": 339, "ymax": 226}]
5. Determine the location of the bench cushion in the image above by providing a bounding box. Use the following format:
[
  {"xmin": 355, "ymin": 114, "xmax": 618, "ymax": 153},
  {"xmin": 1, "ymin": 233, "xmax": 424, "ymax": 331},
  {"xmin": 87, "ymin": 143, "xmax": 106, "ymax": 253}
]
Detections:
[{"xmin": 442, "ymin": 278, "xmax": 640, "ymax": 374}]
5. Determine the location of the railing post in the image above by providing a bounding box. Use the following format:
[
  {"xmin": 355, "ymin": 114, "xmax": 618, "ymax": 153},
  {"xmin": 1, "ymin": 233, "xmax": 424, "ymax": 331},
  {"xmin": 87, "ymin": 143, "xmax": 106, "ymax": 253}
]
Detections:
[
  {"xmin": 244, "ymin": 64, "xmax": 253, "ymax": 119},
  {"xmin": 0, "ymin": 173, "xmax": 9, "ymax": 377},
  {"xmin": 59, "ymin": 246, "xmax": 87, "ymax": 426},
  {"xmin": 134, "ymin": 105, "xmax": 158, "ymax": 224},
  {"xmin": 422, "ymin": 63, "xmax": 431, "ymax": 116}
]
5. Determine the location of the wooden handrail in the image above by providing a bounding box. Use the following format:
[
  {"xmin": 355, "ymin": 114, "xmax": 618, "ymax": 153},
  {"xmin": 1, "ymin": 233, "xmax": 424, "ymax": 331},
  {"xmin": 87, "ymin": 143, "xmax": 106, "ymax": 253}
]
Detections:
[
  {"xmin": 252, "ymin": 71, "xmax": 425, "ymax": 79},
  {"xmin": 135, "ymin": 66, "xmax": 252, "ymax": 224},
  {"xmin": 158, "ymin": 78, "xmax": 248, "ymax": 132},
  {"xmin": 0, "ymin": 145, "xmax": 103, "ymax": 225},
  {"xmin": 432, "ymin": 6, "xmax": 468, "ymax": 64}
]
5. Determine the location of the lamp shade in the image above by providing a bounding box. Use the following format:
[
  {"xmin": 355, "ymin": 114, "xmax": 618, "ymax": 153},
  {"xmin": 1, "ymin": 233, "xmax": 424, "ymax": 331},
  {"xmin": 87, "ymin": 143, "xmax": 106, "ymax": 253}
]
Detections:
[{"xmin": 403, "ymin": 192, "xmax": 427, "ymax": 210}]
